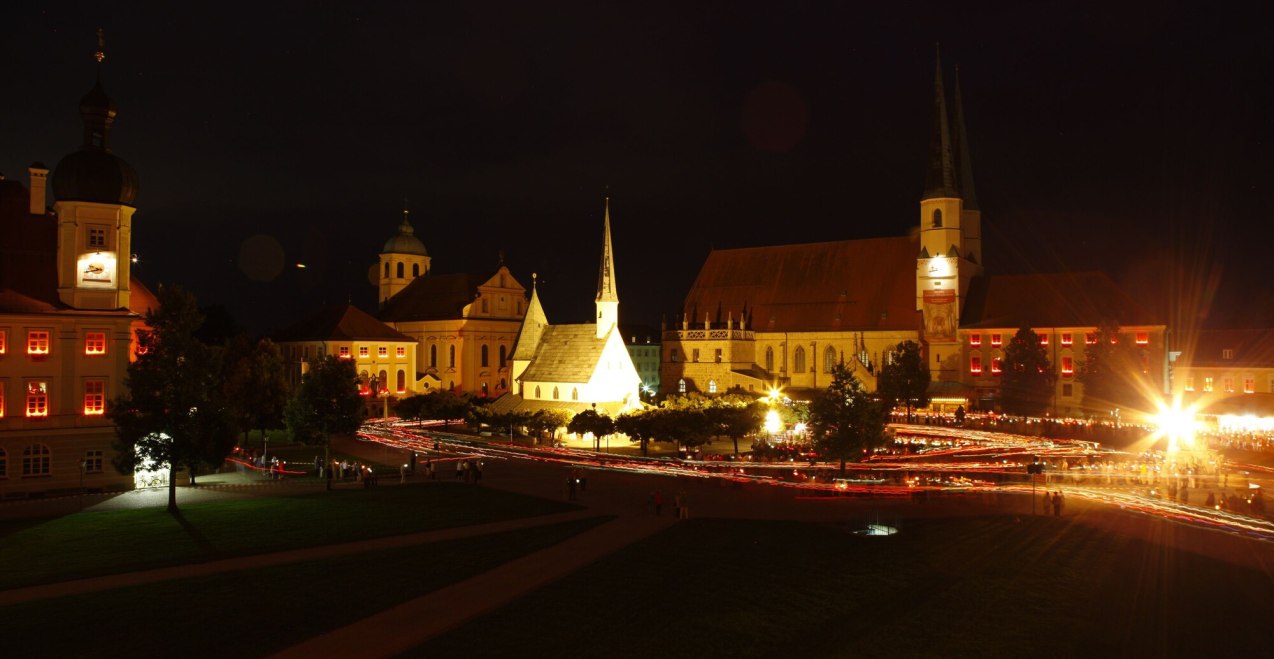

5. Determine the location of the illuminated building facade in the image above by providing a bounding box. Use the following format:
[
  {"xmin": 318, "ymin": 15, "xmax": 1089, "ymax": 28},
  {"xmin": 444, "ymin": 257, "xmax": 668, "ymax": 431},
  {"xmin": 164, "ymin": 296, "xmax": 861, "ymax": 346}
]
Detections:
[
  {"xmin": 622, "ymin": 326, "xmax": 661, "ymax": 399},
  {"xmin": 663, "ymin": 57, "xmax": 1168, "ymax": 416},
  {"xmin": 1169, "ymin": 329, "xmax": 1274, "ymax": 426},
  {"xmin": 493, "ymin": 200, "xmax": 641, "ymax": 416},
  {"xmin": 275, "ymin": 304, "xmax": 418, "ymax": 397},
  {"xmin": 0, "ymin": 56, "xmax": 155, "ymax": 496}
]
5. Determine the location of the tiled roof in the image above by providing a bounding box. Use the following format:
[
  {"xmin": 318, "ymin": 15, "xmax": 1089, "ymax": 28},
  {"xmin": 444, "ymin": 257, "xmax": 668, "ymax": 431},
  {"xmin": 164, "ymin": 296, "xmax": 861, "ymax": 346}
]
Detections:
[
  {"xmin": 275, "ymin": 304, "xmax": 414, "ymax": 342},
  {"xmin": 1184, "ymin": 328, "xmax": 1274, "ymax": 367},
  {"xmin": 0, "ymin": 288, "xmax": 58, "ymax": 314},
  {"xmin": 520, "ymin": 324, "xmax": 608, "ymax": 383},
  {"xmin": 960, "ymin": 272, "xmax": 1162, "ymax": 329},
  {"xmin": 681, "ymin": 236, "xmax": 920, "ymax": 333},
  {"xmin": 0, "ymin": 179, "xmax": 59, "ymax": 308},
  {"xmin": 379, "ymin": 272, "xmax": 488, "ymax": 322}
]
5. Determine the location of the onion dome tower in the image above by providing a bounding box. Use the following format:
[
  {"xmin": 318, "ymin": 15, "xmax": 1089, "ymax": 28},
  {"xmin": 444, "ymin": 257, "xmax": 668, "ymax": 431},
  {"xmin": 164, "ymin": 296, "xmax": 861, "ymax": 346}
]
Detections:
[{"xmin": 52, "ymin": 29, "xmax": 138, "ymax": 310}]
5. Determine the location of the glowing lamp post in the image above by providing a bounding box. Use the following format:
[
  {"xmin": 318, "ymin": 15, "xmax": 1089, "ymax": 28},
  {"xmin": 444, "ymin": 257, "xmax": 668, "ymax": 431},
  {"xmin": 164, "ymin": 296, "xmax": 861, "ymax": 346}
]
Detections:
[{"xmin": 765, "ymin": 409, "xmax": 782, "ymax": 440}]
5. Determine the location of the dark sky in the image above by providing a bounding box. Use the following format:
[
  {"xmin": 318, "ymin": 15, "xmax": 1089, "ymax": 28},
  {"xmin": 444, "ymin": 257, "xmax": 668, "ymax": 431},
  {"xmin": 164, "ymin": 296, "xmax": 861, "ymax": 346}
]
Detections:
[{"xmin": 4, "ymin": 1, "xmax": 1273, "ymax": 335}]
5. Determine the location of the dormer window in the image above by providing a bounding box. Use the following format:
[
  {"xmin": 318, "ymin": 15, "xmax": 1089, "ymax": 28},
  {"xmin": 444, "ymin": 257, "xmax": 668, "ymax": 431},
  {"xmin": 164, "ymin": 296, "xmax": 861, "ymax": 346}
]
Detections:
[
  {"xmin": 932, "ymin": 209, "xmax": 943, "ymax": 228},
  {"xmin": 1222, "ymin": 348, "xmax": 1235, "ymax": 360}
]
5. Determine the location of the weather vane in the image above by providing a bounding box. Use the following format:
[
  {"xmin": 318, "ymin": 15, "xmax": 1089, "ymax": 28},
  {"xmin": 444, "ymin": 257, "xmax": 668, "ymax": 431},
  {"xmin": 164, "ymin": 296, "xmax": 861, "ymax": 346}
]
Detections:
[{"xmin": 95, "ymin": 27, "xmax": 105, "ymax": 64}]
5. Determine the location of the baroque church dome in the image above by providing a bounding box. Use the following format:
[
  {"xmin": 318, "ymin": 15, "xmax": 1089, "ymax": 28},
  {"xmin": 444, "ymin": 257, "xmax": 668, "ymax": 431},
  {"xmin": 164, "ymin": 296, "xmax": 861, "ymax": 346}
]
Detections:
[{"xmin": 383, "ymin": 216, "xmax": 428, "ymax": 256}]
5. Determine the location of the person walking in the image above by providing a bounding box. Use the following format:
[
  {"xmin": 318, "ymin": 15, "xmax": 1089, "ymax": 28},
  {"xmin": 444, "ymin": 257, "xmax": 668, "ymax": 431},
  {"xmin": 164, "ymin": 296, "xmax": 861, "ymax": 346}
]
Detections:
[
  {"xmin": 567, "ymin": 476, "xmax": 578, "ymax": 501},
  {"xmin": 654, "ymin": 490, "xmax": 664, "ymax": 516}
]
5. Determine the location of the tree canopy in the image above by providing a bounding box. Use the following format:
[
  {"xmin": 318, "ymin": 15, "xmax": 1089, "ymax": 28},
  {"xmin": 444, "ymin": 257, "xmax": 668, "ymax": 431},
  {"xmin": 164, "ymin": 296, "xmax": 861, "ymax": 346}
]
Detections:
[
  {"xmin": 807, "ymin": 363, "xmax": 887, "ymax": 475},
  {"xmin": 109, "ymin": 285, "xmax": 237, "ymax": 513},
  {"xmin": 567, "ymin": 408, "xmax": 615, "ymax": 451},
  {"xmin": 1078, "ymin": 319, "xmax": 1145, "ymax": 416},
  {"xmin": 223, "ymin": 337, "xmax": 291, "ymax": 446},
  {"xmin": 284, "ymin": 355, "xmax": 364, "ymax": 447},
  {"xmin": 1000, "ymin": 326, "xmax": 1057, "ymax": 417},
  {"xmin": 877, "ymin": 340, "xmax": 930, "ymax": 422}
]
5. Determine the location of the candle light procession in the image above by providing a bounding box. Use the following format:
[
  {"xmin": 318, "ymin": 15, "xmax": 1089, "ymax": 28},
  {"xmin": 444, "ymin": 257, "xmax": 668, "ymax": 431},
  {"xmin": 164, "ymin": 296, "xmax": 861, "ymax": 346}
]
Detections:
[{"xmin": 356, "ymin": 418, "xmax": 1274, "ymax": 543}]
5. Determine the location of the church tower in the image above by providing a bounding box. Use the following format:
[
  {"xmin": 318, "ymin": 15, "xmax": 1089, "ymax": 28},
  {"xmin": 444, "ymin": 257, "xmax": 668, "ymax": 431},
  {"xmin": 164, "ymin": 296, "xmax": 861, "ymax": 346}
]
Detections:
[
  {"xmin": 377, "ymin": 204, "xmax": 431, "ymax": 307},
  {"xmin": 916, "ymin": 49, "xmax": 980, "ymax": 377},
  {"xmin": 51, "ymin": 30, "xmax": 138, "ymax": 311},
  {"xmin": 595, "ymin": 198, "xmax": 619, "ymax": 339}
]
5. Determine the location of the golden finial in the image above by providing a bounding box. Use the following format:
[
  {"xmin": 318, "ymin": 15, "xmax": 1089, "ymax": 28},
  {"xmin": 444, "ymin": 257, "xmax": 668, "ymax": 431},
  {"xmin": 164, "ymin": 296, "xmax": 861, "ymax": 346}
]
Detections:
[{"xmin": 95, "ymin": 28, "xmax": 106, "ymax": 64}]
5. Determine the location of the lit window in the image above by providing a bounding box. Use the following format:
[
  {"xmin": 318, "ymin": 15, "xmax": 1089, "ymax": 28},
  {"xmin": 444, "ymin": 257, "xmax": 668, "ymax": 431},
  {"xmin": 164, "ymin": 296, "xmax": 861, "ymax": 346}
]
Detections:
[
  {"xmin": 396, "ymin": 346, "xmax": 406, "ymax": 358},
  {"xmin": 0, "ymin": 329, "xmax": 6, "ymax": 354},
  {"xmin": 1110, "ymin": 334, "xmax": 1119, "ymax": 344},
  {"xmin": 572, "ymin": 387, "xmax": 579, "ymax": 400},
  {"xmin": 535, "ymin": 385, "xmax": 541, "ymax": 398},
  {"xmin": 670, "ymin": 348, "xmax": 679, "ymax": 363},
  {"xmin": 693, "ymin": 348, "xmax": 700, "ymax": 363},
  {"xmin": 85, "ymin": 331, "xmax": 107, "ymax": 355},
  {"xmin": 1085, "ymin": 333, "xmax": 1097, "ymax": 345},
  {"xmin": 88, "ymin": 226, "xmax": 107, "ymax": 248},
  {"xmin": 378, "ymin": 346, "xmax": 388, "ymax": 358},
  {"xmin": 339, "ymin": 346, "xmax": 351, "ymax": 359},
  {"xmin": 1038, "ymin": 334, "xmax": 1048, "ymax": 346},
  {"xmin": 1185, "ymin": 377, "xmax": 1194, "ymax": 392},
  {"xmin": 396, "ymin": 369, "xmax": 406, "ymax": 393},
  {"xmin": 1224, "ymin": 378, "xmax": 1234, "ymax": 393},
  {"xmin": 552, "ymin": 386, "xmax": 559, "ymax": 400},
  {"xmin": 1221, "ymin": 348, "xmax": 1234, "ymax": 360},
  {"xmin": 84, "ymin": 380, "xmax": 105, "ymax": 415},
  {"xmin": 969, "ymin": 334, "xmax": 981, "ymax": 346},
  {"xmin": 26, "ymin": 381, "xmax": 48, "ymax": 417},
  {"xmin": 0, "ymin": 383, "xmax": 4, "ymax": 417},
  {"xmin": 1203, "ymin": 377, "xmax": 1213, "ymax": 392},
  {"xmin": 714, "ymin": 348, "xmax": 722, "ymax": 363},
  {"xmin": 1060, "ymin": 333, "xmax": 1072, "ymax": 346},
  {"xmin": 1135, "ymin": 332, "xmax": 1149, "ymax": 345},
  {"xmin": 969, "ymin": 356, "xmax": 982, "ymax": 374},
  {"xmin": 359, "ymin": 346, "xmax": 369, "ymax": 359},
  {"xmin": 22, "ymin": 444, "xmax": 50, "ymax": 476},
  {"xmin": 27, "ymin": 331, "xmax": 50, "ymax": 355},
  {"xmin": 1061, "ymin": 356, "xmax": 1074, "ymax": 376},
  {"xmin": 991, "ymin": 357, "xmax": 1002, "ymax": 375},
  {"xmin": 1244, "ymin": 378, "xmax": 1255, "ymax": 394},
  {"xmin": 678, "ymin": 378, "xmax": 686, "ymax": 393},
  {"xmin": 990, "ymin": 334, "xmax": 1002, "ymax": 347},
  {"xmin": 84, "ymin": 449, "xmax": 104, "ymax": 473}
]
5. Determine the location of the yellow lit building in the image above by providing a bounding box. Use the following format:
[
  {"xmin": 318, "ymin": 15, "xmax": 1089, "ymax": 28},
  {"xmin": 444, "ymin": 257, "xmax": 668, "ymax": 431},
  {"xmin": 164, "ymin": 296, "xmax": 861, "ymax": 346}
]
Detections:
[
  {"xmin": 0, "ymin": 55, "xmax": 155, "ymax": 496},
  {"xmin": 275, "ymin": 304, "xmax": 418, "ymax": 397},
  {"xmin": 1169, "ymin": 328, "xmax": 1274, "ymax": 425}
]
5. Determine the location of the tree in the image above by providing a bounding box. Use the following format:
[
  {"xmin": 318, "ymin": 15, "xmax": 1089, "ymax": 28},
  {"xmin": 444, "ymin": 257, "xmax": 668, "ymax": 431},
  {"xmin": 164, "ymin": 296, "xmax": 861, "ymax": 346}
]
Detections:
[
  {"xmin": 708, "ymin": 402, "xmax": 764, "ymax": 455},
  {"xmin": 568, "ymin": 408, "xmax": 616, "ymax": 451},
  {"xmin": 284, "ymin": 355, "xmax": 363, "ymax": 487},
  {"xmin": 109, "ymin": 286, "xmax": 237, "ymax": 513},
  {"xmin": 808, "ymin": 363, "xmax": 887, "ymax": 476},
  {"xmin": 615, "ymin": 410, "xmax": 656, "ymax": 456},
  {"xmin": 1078, "ymin": 319, "xmax": 1142, "ymax": 416},
  {"xmin": 527, "ymin": 409, "xmax": 569, "ymax": 444},
  {"xmin": 1000, "ymin": 325, "xmax": 1056, "ymax": 417},
  {"xmin": 223, "ymin": 338, "xmax": 291, "ymax": 450},
  {"xmin": 877, "ymin": 340, "xmax": 930, "ymax": 422}
]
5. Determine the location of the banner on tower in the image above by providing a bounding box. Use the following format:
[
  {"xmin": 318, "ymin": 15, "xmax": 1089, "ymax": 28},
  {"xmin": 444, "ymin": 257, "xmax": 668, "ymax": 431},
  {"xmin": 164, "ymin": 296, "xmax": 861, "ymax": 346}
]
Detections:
[{"xmin": 923, "ymin": 289, "xmax": 957, "ymax": 341}]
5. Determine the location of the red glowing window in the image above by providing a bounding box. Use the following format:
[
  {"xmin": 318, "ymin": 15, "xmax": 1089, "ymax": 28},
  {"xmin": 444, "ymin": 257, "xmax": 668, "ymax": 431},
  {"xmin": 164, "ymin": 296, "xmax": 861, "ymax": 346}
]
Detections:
[
  {"xmin": 1060, "ymin": 333, "xmax": 1073, "ymax": 346},
  {"xmin": 970, "ymin": 356, "xmax": 982, "ymax": 374},
  {"xmin": 338, "ymin": 346, "xmax": 351, "ymax": 359},
  {"xmin": 27, "ymin": 331, "xmax": 50, "ymax": 356},
  {"xmin": 378, "ymin": 346, "xmax": 388, "ymax": 358},
  {"xmin": 26, "ymin": 382, "xmax": 48, "ymax": 417},
  {"xmin": 991, "ymin": 358, "xmax": 1002, "ymax": 375},
  {"xmin": 990, "ymin": 334, "xmax": 1002, "ymax": 347},
  {"xmin": 1061, "ymin": 356, "xmax": 1074, "ymax": 377},
  {"xmin": 1085, "ymin": 333, "xmax": 1097, "ymax": 345},
  {"xmin": 1110, "ymin": 334, "xmax": 1119, "ymax": 344},
  {"xmin": 0, "ymin": 384, "xmax": 5, "ymax": 418},
  {"xmin": 1135, "ymin": 332, "xmax": 1149, "ymax": 345},
  {"xmin": 359, "ymin": 346, "xmax": 369, "ymax": 359},
  {"xmin": 969, "ymin": 334, "xmax": 981, "ymax": 347},
  {"xmin": 85, "ymin": 331, "xmax": 107, "ymax": 355},
  {"xmin": 396, "ymin": 346, "xmax": 406, "ymax": 358},
  {"xmin": 1038, "ymin": 334, "xmax": 1048, "ymax": 346},
  {"xmin": 0, "ymin": 329, "xmax": 6, "ymax": 354},
  {"xmin": 84, "ymin": 380, "xmax": 105, "ymax": 415}
]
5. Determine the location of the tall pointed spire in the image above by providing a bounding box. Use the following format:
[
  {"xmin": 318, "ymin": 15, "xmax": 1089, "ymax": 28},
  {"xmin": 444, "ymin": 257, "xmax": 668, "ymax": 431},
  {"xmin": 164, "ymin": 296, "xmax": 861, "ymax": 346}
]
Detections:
[
  {"xmin": 922, "ymin": 44, "xmax": 958, "ymax": 200},
  {"xmin": 952, "ymin": 65, "xmax": 978, "ymax": 211},
  {"xmin": 595, "ymin": 197, "xmax": 619, "ymax": 338}
]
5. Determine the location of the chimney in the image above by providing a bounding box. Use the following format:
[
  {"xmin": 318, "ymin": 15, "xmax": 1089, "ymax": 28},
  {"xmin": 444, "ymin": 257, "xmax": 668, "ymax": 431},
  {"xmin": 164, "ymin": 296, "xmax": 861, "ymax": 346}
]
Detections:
[{"xmin": 28, "ymin": 162, "xmax": 49, "ymax": 215}]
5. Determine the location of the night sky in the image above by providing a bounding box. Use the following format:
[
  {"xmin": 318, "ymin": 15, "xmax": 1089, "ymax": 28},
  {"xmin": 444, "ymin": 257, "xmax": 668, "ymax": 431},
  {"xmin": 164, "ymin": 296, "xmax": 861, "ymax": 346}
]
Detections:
[{"xmin": 3, "ymin": 1, "xmax": 1272, "ymax": 336}]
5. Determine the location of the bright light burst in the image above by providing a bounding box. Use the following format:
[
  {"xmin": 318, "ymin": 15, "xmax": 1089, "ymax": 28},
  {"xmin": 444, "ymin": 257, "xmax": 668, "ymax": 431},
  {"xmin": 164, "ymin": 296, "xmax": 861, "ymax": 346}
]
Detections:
[{"xmin": 1150, "ymin": 399, "xmax": 1202, "ymax": 452}]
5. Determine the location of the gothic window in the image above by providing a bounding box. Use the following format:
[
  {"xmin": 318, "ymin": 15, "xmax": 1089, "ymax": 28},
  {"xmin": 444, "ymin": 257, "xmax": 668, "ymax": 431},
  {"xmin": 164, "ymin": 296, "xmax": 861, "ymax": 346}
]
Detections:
[
  {"xmin": 430, "ymin": 345, "xmax": 437, "ymax": 368},
  {"xmin": 932, "ymin": 209, "xmax": 943, "ymax": 228},
  {"xmin": 824, "ymin": 346, "xmax": 838, "ymax": 373},
  {"xmin": 396, "ymin": 262, "xmax": 404, "ymax": 278},
  {"xmin": 765, "ymin": 347, "xmax": 774, "ymax": 372},
  {"xmin": 553, "ymin": 386, "xmax": 560, "ymax": 400},
  {"xmin": 793, "ymin": 347, "xmax": 805, "ymax": 373},
  {"xmin": 572, "ymin": 387, "xmax": 578, "ymax": 400},
  {"xmin": 481, "ymin": 345, "xmax": 490, "ymax": 367},
  {"xmin": 535, "ymin": 386, "xmax": 541, "ymax": 398}
]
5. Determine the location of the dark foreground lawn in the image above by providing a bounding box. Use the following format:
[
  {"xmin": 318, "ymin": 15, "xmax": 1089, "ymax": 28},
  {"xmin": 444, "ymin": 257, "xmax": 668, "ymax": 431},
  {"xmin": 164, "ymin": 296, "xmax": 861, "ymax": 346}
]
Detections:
[
  {"xmin": 415, "ymin": 515, "xmax": 1274, "ymax": 658},
  {"xmin": 0, "ymin": 482, "xmax": 578, "ymax": 589},
  {"xmin": 0, "ymin": 516, "xmax": 609, "ymax": 659}
]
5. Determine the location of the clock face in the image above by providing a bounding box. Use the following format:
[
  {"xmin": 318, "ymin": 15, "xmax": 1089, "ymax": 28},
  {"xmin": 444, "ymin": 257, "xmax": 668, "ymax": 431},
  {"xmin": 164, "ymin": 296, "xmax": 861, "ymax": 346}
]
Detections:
[
  {"xmin": 77, "ymin": 251, "xmax": 117, "ymax": 288},
  {"xmin": 922, "ymin": 257, "xmax": 955, "ymax": 279}
]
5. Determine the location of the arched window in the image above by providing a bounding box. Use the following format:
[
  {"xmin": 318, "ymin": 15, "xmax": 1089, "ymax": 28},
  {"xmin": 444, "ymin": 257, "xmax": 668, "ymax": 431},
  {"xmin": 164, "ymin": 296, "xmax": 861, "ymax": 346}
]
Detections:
[
  {"xmin": 412, "ymin": 263, "xmax": 420, "ymax": 277},
  {"xmin": 449, "ymin": 345, "xmax": 456, "ymax": 368},
  {"xmin": 678, "ymin": 378, "xmax": 686, "ymax": 393},
  {"xmin": 22, "ymin": 443, "xmax": 50, "ymax": 476},
  {"xmin": 765, "ymin": 347, "xmax": 774, "ymax": 372},
  {"xmin": 499, "ymin": 345, "xmax": 507, "ymax": 367},
  {"xmin": 359, "ymin": 370, "xmax": 370, "ymax": 392},
  {"xmin": 572, "ymin": 387, "xmax": 579, "ymax": 400},
  {"xmin": 481, "ymin": 345, "xmax": 489, "ymax": 367},
  {"xmin": 499, "ymin": 378, "xmax": 506, "ymax": 390},
  {"xmin": 378, "ymin": 370, "xmax": 388, "ymax": 392},
  {"xmin": 535, "ymin": 385, "xmax": 541, "ymax": 398},
  {"xmin": 824, "ymin": 346, "xmax": 838, "ymax": 373},
  {"xmin": 430, "ymin": 345, "xmax": 437, "ymax": 368},
  {"xmin": 793, "ymin": 347, "xmax": 806, "ymax": 373},
  {"xmin": 396, "ymin": 369, "xmax": 406, "ymax": 393},
  {"xmin": 552, "ymin": 386, "xmax": 560, "ymax": 400},
  {"xmin": 396, "ymin": 262, "xmax": 404, "ymax": 278},
  {"xmin": 708, "ymin": 379, "xmax": 717, "ymax": 393},
  {"xmin": 384, "ymin": 262, "xmax": 390, "ymax": 278},
  {"xmin": 932, "ymin": 208, "xmax": 943, "ymax": 228}
]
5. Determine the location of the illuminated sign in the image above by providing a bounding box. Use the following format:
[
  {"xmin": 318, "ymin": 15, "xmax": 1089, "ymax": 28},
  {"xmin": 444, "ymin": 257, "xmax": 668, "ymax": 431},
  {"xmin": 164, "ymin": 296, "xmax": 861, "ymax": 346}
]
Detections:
[
  {"xmin": 77, "ymin": 251, "xmax": 117, "ymax": 288},
  {"xmin": 921, "ymin": 257, "xmax": 955, "ymax": 279}
]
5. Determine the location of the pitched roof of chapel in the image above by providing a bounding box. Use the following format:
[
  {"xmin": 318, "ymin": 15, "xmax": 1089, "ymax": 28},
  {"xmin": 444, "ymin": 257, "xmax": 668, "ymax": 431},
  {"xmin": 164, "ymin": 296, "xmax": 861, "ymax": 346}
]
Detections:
[
  {"xmin": 519, "ymin": 324, "xmax": 609, "ymax": 384},
  {"xmin": 275, "ymin": 303, "xmax": 414, "ymax": 342},
  {"xmin": 681, "ymin": 236, "xmax": 920, "ymax": 333},
  {"xmin": 959, "ymin": 272, "xmax": 1163, "ymax": 329}
]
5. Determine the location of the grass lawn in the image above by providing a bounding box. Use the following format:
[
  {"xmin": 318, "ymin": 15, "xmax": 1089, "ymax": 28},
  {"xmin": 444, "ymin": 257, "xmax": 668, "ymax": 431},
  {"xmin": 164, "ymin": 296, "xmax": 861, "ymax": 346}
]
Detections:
[
  {"xmin": 0, "ymin": 482, "xmax": 578, "ymax": 590},
  {"xmin": 0, "ymin": 515, "xmax": 609, "ymax": 659},
  {"xmin": 415, "ymin": 515, "xmax": 1274, "ymax": 657}
]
